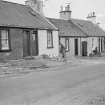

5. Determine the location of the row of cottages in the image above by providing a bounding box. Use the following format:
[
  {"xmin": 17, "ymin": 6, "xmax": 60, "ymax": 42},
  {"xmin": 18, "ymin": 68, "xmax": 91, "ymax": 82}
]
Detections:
[
  {"xmin": 48, "ymin": 4, "xmax": 105, "ymax": 57},
  {"xmin": 0, "ymin": 0, "xmax": 59, "ymax": 60},
  {"xmin": 0, "ymin": 0, "xmax": 105, "ymax": 60}
]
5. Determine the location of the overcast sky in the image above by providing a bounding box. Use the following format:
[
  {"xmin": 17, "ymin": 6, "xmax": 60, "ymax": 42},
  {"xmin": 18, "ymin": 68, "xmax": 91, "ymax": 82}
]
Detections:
[{"xmin": 4, "ymin": 0, "xmax": 105, "ymax": 24}]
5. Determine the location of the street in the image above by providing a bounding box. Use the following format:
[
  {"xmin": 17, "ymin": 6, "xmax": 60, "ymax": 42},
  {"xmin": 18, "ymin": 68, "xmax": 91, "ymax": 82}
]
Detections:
[{"xmin": 0, "ymin": 60, "xmax": 105, "ymax": 105}]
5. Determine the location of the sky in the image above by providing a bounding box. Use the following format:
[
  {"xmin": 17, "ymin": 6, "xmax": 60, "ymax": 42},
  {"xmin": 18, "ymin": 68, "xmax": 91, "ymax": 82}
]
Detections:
[{"xmin": 4, "ymin": 0, "xmax": 105, "ymax": 29}]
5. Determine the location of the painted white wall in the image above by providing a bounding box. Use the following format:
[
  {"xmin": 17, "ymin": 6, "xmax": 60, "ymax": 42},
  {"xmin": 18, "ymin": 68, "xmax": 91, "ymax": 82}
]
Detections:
[
  {"xmin": 69, "ymin": 38, "xmax": 75, "ymax": 56},
  {"xmin": 87, "ymin": 37, "xmax": 99, "ymax": 56},
  {"xmin": 69, "ymin": 37, "xmax": 81, "ymax": 56},
  {"xmin": 60, "ymin": 37, "xmax": 82, "ymax": 56},
  {"xmin": 60, "ymin": 37, "xmax": 73, "ymax": 56},
  {"xmin": 102, "ymin": 37, "xmax": 105, "ymax": 51},
  {"xmin": 38, "ymin": 30, "xmax": 59, "ymax": 57},
  {"xmin": 60, "ymin": 38, "xmax": 65, "ymax": 45},
  {"xmin": 81, "ymin": 37, "xmax": 99, "ymax": 56},
  {"xmin": 60, "ymin": 36, "xmax": 102, "ymax": 57},
  {"xmin": 77, "ymin": 38, "xmax": 81, "ymax": 56}
]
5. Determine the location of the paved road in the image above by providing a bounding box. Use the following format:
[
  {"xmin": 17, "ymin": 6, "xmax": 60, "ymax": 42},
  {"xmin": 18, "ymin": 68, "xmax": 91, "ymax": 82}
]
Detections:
[{"xmin": 0, "ymin": 61, "xmax": 105, "ymax": 105}]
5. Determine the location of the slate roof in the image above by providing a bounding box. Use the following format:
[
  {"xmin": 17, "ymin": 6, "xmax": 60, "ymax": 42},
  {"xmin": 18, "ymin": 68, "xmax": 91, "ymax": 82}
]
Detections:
[
  {"xmin": 0, "ymin": 1, "xmax": 57, "ymax": 30},
  {"xmin": 48, "ymin": 18, "xmax": 86, "ymax": 37},
  {"xmin": 72, "ymin": 19, "xmax": 105, "ymax": 36},
  {"xmin": 48, "ymin": 18, "xmax": 105, "ymax": 37}
]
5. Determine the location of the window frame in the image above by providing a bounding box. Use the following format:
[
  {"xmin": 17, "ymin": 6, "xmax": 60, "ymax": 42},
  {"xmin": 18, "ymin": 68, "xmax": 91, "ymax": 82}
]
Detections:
[
  {"xmin": 47, "ymin": 30, "xmax": 53, "ymax": 48},
  {"xmin": 65, "ymin": 38, "xmax": 70, "ymax": 52},
  {"xmin": 0, "ymin": 29, "xmax": 11, "ymax": 52}
]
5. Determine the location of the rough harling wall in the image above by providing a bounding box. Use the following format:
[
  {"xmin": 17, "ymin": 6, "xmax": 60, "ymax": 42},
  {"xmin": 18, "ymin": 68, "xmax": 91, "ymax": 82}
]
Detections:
[{"xmin": 0, "ymin": 28, "xmax": 23, "ymax": 60}]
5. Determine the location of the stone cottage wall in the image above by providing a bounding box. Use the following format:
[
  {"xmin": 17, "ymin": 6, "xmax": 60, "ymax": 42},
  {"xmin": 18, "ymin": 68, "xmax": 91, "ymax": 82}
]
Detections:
[{"xmin": 0, "ymin": 28, "xmax": 23, "ymax": 60}]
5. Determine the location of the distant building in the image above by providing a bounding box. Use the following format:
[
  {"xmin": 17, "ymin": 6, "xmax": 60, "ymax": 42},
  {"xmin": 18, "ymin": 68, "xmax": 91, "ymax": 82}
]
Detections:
[{"xmin": 48, "ymin": 4, "xmax": 105, "ymax": 57}]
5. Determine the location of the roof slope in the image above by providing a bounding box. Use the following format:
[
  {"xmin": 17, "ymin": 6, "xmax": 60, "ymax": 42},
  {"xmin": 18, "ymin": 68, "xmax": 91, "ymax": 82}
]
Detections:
[
  {"xmin": 48, "ymin": 18, "xmax": 105, "ymax": 37},
  {"xmin": 0, "ymin": 1, "xmax": 57, "ymax": 30},
  {"xmin": 48, "ymin": 18, "xmax": 86, "ymax": 37},
  {"xmin": 72, "ymin": 19, "xmax": 105, "ymax": 36}
]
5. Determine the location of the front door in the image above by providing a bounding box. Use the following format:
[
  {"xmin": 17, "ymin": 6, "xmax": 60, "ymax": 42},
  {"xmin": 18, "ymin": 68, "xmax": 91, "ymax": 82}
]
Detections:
[
  {"xmin": 74, "ymin": 39, "xmax": 78, "ymax": 56},
  {"xmin": 23, "ymin": 30, "xmax": 38, "ymax": 57},
  {"xmin": 31, "ymin": 31, "xmax": 38, "ymax": 56},
  {"xmin": 82, "ymin": 41, "xmax": 87, "ymax": 56},
  {"xmin": 23, "ymin": 31, "xmax": 31, "ymax": 57}
]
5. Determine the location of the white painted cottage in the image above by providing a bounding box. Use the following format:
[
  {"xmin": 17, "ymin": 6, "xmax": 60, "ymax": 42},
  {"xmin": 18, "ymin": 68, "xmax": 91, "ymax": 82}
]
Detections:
[{"xmin": 48, "ymin": 4, "xmax": 105, "ymax": 57}]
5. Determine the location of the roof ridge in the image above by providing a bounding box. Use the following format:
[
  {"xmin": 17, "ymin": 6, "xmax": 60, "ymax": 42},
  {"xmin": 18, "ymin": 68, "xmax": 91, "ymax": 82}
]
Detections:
[
  {"xmin": 0, "ymin": 0, "xmax": 57, "ymax": 30},
  {"xmin": 37, "ymin": 15, "xmax": 58, "ymax": 30},
  {"xmin": 48, "ymin": 17, "xmax": 91, "ymax": 23},
  {"xmin": 0, "ymin": 0, "xmax": 25, "ymax": 6},
  {"xmin": 71, "ymin": 18, "xmax": 90, "ymax": 22},
  {"xmin": 5, "ymin": 1, "xmax": 58, "ymax": 30},
  {"xmin": 28, "ymin": 10, "xmax": 58, "ymax": 30},
  {"xmin": 48, "ymin": 17, "xmax": 72, "ymax": 22}
]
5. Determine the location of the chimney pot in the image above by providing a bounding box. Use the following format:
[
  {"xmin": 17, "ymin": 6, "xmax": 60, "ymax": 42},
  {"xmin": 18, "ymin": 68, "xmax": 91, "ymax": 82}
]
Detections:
[
  {"xmin": 59, "ymin": 3, "xmax": 72, "ymax": 20},
  {"xmin": 87, "ymin": 11, "xmax": 96, "ymax": 24},
  {"xmin": 60, "ymin": 6, "xmax": 63, "ymax": 11},
  {"xmin": 25, "ymin": 0, "xmax": 44, "ymax": 15}
]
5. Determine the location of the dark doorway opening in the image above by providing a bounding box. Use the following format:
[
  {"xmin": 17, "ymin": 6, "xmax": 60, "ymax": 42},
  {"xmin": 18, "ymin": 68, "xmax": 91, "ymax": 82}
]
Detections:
[
  {"xmin": 101, "ymin": 38, "xmax": 103, "ymax": 52},
  {"xmin": 82, "ymin": 41, "xmax": 87, "ymax": 56},
  {"xmin": 24, "ymin": 31, "xmax": 31, "ymax": 57},
  {"xmin": 74, "ymin": 39, "xmax": 78, "ymax": 56},
  {"xmin": 23, "ymin": 30, "xmax": 38, "ymax": 57}
]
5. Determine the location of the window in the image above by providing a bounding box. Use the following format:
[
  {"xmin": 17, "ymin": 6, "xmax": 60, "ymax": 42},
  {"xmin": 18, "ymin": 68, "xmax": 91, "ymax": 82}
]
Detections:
[
  {"xmin": 65, "ymin": 38, "xmax": 69, "ymax": 51},
  {"xmin": 47, "ymin": 30, "xmax": 53, "ymax": 48},
  {"xmin": 104, "ymin": 38, "xmax": 105, "ymax": 50},
  {"xmin": 0, "ymin": 29, "xmax": 10, "ymax": 51},
  {"xmin": 99, "ymin": 38, "xmax": 100, "ymax": 52},
  {"xmin": 92, "ymin": 38, "xmax": 94, "ymax": 48},
  {"xmin": 101, "ymin": 38, "xmax": 103, "ymax": 52}
]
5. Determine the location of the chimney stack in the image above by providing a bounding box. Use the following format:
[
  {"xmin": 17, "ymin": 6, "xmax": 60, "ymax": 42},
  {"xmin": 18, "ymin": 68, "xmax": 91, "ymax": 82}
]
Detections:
[
  {"xmin": 87, "ymin": 12, "xmax": 96, "ymax": 24},
  {"xmin": 25, "ymin": 0, "xmax": 44, "ymax": 15},
  {"xmin": 59, "ymin": 3, "xmax": 72, "ymax": 20}
]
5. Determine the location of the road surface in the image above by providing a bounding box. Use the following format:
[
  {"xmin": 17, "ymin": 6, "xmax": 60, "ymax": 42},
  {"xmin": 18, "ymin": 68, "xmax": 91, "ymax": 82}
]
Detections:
[{"xmin": 0, "ymin": 60, "xmax": 105, "ymax": 105}]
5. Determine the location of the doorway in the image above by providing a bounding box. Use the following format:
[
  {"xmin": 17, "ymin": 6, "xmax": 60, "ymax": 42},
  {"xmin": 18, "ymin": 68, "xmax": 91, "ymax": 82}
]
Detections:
[
  {"xmin": 23, "ymin": 31, "xmax": 31, "ymax": 57},
  {"xmin": 31, "ymin": 31, "xmax": 38, "ymax": 56},
  {"xmin": 82, "ymin": 41, "xmax": 87, "ymax": 56},
  {"xmin": 23, "ymin": 30, "xmax": 38, "ymax": 57},
  {"xmin": 74, "ymin": 39, "xmax": 78, "ymax": 56}
]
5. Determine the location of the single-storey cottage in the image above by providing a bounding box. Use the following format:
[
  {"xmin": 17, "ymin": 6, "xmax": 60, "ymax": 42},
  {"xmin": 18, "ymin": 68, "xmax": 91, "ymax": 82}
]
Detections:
[
  {"xmin": 0, "ymin": 0, "xmax": 59, "ymax": 60},
  {"xmin": 48, "ymin": 4, "xmax": 105, "ymax": 57}
]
